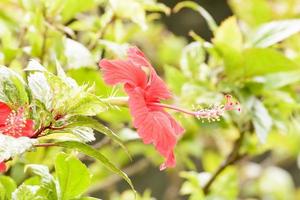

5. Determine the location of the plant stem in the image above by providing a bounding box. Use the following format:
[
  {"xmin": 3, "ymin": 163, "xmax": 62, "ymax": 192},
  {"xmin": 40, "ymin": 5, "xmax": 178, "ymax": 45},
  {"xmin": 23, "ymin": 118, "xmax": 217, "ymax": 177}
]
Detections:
[
  {"xmin": 34, "ymin": 143, "xmax": 56, "ymax": 147},
  {"xmin": 101, "ymin": 96, "xmax": 129, "ymax": 107},
  {"xmin": 202, "ymin": 131, "xmax": 246, "ymax": 195}
]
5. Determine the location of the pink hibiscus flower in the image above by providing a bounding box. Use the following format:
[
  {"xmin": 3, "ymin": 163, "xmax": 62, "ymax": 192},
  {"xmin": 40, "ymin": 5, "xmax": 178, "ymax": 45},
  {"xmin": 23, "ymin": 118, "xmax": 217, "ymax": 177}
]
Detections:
[
  {"xmin": 99, "ymin": 47, "xmax": 240, "ymax": 170},
  {"xmin": 100, "ymin": 47, "xmax": 184, "ymax": 170},
  {"xmin": 0, "ymin": 102, "xmax": 35, "ymax": 172},
  {"xmin": 99, "ymin": 47, "xmax": 184, "ymax": 170}
]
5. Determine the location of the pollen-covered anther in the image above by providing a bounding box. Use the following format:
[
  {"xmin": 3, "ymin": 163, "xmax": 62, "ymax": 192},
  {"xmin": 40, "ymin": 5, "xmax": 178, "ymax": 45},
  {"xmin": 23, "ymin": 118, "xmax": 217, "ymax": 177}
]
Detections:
[
  {"xmin": 194, "ymin": 104, "xmax": 225, "ymax": 122},
  {"xmin": 3, "ymin": 108, "xmax": 27, "ymax": 137}
]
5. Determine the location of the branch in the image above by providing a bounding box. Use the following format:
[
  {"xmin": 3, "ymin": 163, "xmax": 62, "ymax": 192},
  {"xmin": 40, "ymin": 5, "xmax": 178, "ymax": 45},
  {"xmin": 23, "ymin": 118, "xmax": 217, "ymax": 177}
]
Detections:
[
  {"xmin": 202, "ymin": 131, "xmax": 246, "ymax": 195},
  {"xmin": 34, "ymin": 143, "xmax": 57, "ymax": 147}
]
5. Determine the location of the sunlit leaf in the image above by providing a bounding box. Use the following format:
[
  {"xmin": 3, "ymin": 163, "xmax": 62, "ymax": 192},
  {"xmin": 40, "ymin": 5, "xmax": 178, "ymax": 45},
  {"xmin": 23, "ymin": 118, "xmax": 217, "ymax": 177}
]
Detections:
[
  {"xmin": 56, "ymin": 141, "xmax": 136, "ymax": 194},
  {"xmin": 0, "ymin": 135, "xmax": 38, "ymax": 162},
  {"xmin": 55, "ymin": 153, "xmax": 91, "ymax": 200}
]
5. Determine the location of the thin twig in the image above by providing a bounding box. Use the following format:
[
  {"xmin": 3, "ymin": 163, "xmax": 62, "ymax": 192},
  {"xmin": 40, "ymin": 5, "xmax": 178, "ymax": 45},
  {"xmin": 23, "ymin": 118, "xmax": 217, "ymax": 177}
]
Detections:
[
  {"xmin": 203, "ymin": 131, "xmax": 246, "ymax": 195},
  {"xmin": 34, "ymin": 143, "xmax": 57, "ymax": 147}
]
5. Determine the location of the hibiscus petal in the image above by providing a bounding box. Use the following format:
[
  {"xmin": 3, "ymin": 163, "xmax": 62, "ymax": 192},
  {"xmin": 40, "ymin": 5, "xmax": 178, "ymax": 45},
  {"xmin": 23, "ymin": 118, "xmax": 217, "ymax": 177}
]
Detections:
[
  {"xmin": 145, "ymin": 73, "xmax": 172, "ymax": 101},
  {"xmin": 21, "ymin": 120, "xmax": 35, "ymax": 138},
  {"xmin": 127, "ymin": 87, "xmax": 183, "ymax": 169},
  {"xmin": 99, "ymin": 59, "xmax": 147, "ymax": 88},
  {"xmin": 0, "ymin": 102, "xmax": 11, "ymax": 126},
  {"xmin": 127, "ymin": 47, "xmax": 152, "ymax": 68},
  {"xmin": 0, "ymin": 162, "xmax": 6, "ymax": 173}
]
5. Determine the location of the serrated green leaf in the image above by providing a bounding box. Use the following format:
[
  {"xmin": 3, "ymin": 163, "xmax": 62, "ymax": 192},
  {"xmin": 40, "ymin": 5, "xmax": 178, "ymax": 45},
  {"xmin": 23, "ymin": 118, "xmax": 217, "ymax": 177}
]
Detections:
[
  {"xmin": 66, "ymin": 94, "xmax": 107, "ymax": 116},
  {"xmin": 55, "ymin": 153, "xmax": 91, "ymax": 200},
  {"xmin": 12, "ymin": 185, "xmax": 43, "ymax": 200},
  {"xmin": 45, "ymin": 71, "xmax": 106, "ymax": 116},
  {"xmin": 0, "ymin": 66, "xmax": 29, "ymax": 105},
  {"xmin": 56, "ymin": 141, "xmax": 136, "ymax": 194}
]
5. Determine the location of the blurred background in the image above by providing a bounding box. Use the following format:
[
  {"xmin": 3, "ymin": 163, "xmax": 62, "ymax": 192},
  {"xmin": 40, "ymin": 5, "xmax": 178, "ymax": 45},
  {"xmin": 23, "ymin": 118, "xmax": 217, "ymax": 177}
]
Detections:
[{"xmin": 1, "ymin": 0, "xmax": 300, "ymax": 199}]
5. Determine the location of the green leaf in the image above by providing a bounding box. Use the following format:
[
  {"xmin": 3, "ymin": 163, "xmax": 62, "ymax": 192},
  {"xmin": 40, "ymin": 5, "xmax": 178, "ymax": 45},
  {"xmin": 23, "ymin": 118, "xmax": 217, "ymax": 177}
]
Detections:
[
  {"xmin": 25, "ymin": 59, "xmax": 46, "ymax": 72},
  {"xmin": 248, "ymin": 19, "xmax": 300, "ymax": 48},
  {"xmin": 242, "ymin": 48, "xmax": 298, "ymax": 77},
  {"xmin": 61, "ymin": 0, "xmax": 96, "ymax": 22},
  {"xmin": 0, "ymin": 66, "xmax": 29, "ymax": 105},
  {"xmin": 0, "ymin": 176, "xmax": 17, "ymax": 200},
  {"xmin": 25, "ymin": 164, "xmax": 58, "ymax": 200},
  {"xmin": 27, "ymin": 72, "xmax": 53, "ymax": 110},
  {"xmin": 66, "ymin": 94, "xmax": 107, "ymax": 116},
  {"xmin": 210, "ymin": 167, "xmax": 238, "ymax": 199},
  {"xmin": 109, "ymin": 0, "xmax": 147, "ymax": 30},
  {"xmin": 229, "ymin": 0, "xmax": 272, "ymax": 26},
  {"xmin": 56, "ymin": 141, "xmax": 135, "ymax": 194},
  {"xmin": 64, "ymin": 38, "xmax": 95, "ymax": 69},
  {"xmin": 71, "ymin": 127, "xmax": 95, "ymax": 142},
  {"xmin": 222, "ymin": 48, "xmax": 299, "ymax": 79},
  {"xmin": 0, "ymin": 134, "xmax": 38, "ymax": 162},
  {"xmin": 174, "ymin": 1, "xmax": 217, "ymax": 32},
  {"xmin": 260, "ymin": 70, "xmax": 300, "ymax": 89},
  {"xmin": 213, "ymin": 16, "xmax": 243, "ymax": 50},
  {"xmin": 55, "ymin": 153, "xmax": 91, "ymax": 200},
  {"xmin": 66, "ymin": 116, "xmax": 126, "ymax": 151},
  {"xmin": 12, "ymin": 185, "xmax": 43, "ymax": 200},
  {"xmin": 252, "ymin": 99, "xmax": 272, "ymax": 143},
  {"xmin": 45, "ymin": 71, "xmax": 106, "ymax": 116},
  {"xmin": 180, "ymin": 42, "xmax": 205, "ymax": 78}
]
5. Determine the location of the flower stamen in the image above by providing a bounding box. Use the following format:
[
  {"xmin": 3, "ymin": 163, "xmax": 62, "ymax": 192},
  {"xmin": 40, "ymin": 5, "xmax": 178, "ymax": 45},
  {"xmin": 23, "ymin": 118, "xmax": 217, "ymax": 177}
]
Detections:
[{"xmin": 148, "ymin": 95, "xmax": 240, "ymax": 122}]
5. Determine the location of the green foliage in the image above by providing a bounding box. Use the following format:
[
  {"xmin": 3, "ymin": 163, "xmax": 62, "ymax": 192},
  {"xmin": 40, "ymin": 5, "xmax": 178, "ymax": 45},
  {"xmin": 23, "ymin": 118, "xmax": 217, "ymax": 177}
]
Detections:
[
  {"xmin": 55, "ymin": 153, "xmax": 91, "ymax": 200},
  {"xmin": 11, "ymin": 154, "xmax": 99, "ymax": 200},
  {"xmin": 0, "ymin": 176, "xmax": 16, "ymax": 200},
  {"xmin": 56, "ymin": 141, "xmax": 135, "ymax": 194}
]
